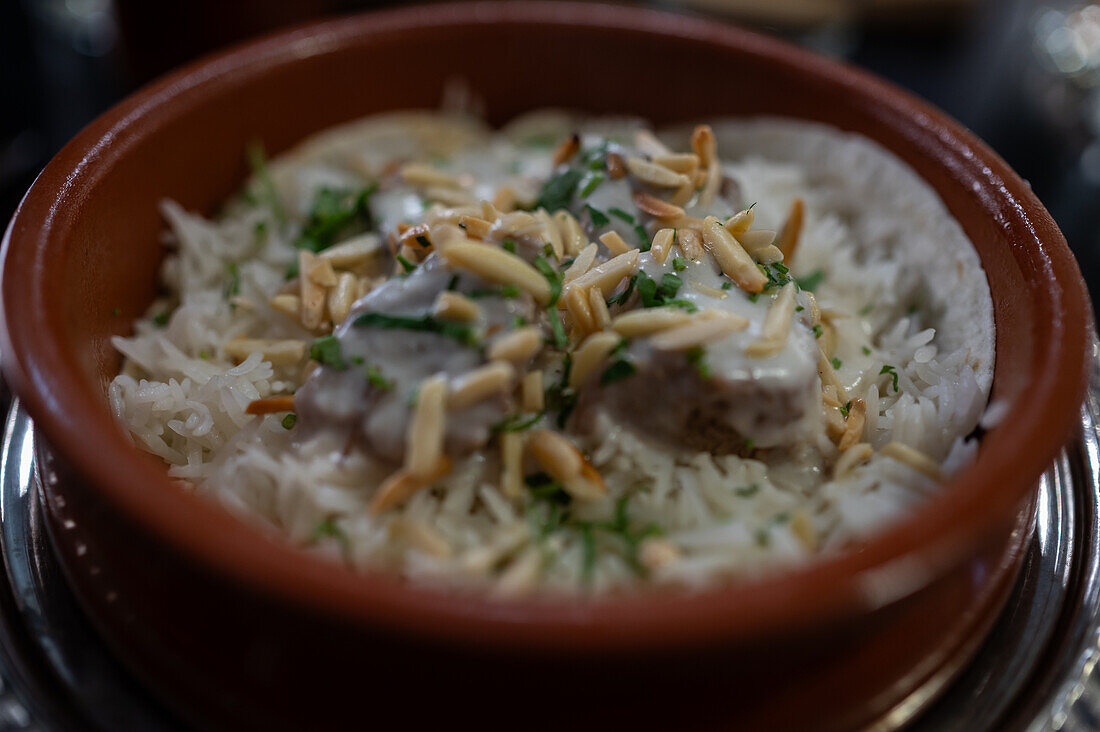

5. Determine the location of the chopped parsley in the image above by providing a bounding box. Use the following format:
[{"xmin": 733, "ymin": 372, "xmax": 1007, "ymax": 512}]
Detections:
[
  {"xmin": 831, "ymin": 356, "xmax": 843, "ymax": 370},
  {"xmin": 584, "ymin": 204, "xmax": 610, "ymax": 227},
  {"xmin": 607, "ymin": 274, "xmax": 637, "ymax": 306},
  {"xmin": 862, "ymin": 345, "xmax": 872, "ymax": 356},
  {"xmin": 754, "ymin": 512, "xmax": 791, "ymax": 547},
  {"xmin": 880, "ymin": 364, "xmax": 899, "ymax": 392},
  {"xmin": 446, "ymin": 274, "xmax": 460, "ymax": 291},
  {"xmin": 600, "ymin": 358, "xmax": 636, "ymax": 385},
  {"xmin": 245, "ymin": 141, "xmax": 286, "ymax": 226},
  {"xmin": 758, "ymin": 261, "xmax": 794, "ymax": 290},
  {"xmin": 635, "ymin": 225, "xmax": 652, "ymax": 251},
  {"xmin": 152, "ymin": 311, "xmax": 170, "ymax": 327},
  {"xmin": 492, "ymin": 412, "xmax": 544, "ymax": 433},
  {"xmin": 533, "ymin": 255, "xmax": 563, "ymax": 306},
  {"xmin": 281, "ymin": 413, "xmax": 297, "ymax": 430},
  {"xmin": 635, "ymin": 270, "xmax": 695, "ymax": 311},
  {"xmin": 735, "ymin": 484, "xmax": 760, "ymax": 498},
  {"xmin": 294, "ymin": 185, "xmax": 376, "ymax": 253},
  {"xmin": 743, "ymin": 438, "xmax": 756, "ymax": 452},
  {"xmin": 223, "ymin": 262, "xmax": 241, "ymax": 300},
  {"xmin": 579, "ymin": 172, "xmax": 605, "ymax": 198},
  {"xmin": 414, "ymin": 234, "xmax": 431, "ymax": 248},
  {"xmin": 672, "ymin": 257, "xmax": 688, "ymax": 272},
  {"xmin": 795, "ymin": 269, "xmax": 825, "ymax": 292},
  {"xmin": 309, "ymin": 335, "xmax": 346, "ymax": 370},
  {"xmin": 536, "ymin": 169, "xmax": 582, "ymax": 213},
  {"xmin": 502, "ymin": 239, "xmax": 517, "ymax": 254},
  {"xmin": 467, "ymin": 285, "xmax": 520, "ymax": 299},
  {"xmin": 366, "ymin": 365, "xmax": 394, "ymax": 391},
  {"xmin": 686, "ymin": 346, "xmax": 712, "ymax": 379},
  {"xmin": 309, "ymin": 517, "xmax": 349, "ymax": 548},
  {"xmin": 353, "ymin": 312, "xmax": 478, "ymax": 347},
  {"xmin": 812, "ymin": 324, "xmax": 824, "ymax": 339},
  {"xmin": 839, "ymin": 400, "xmax": 852, "ymax": 418},
  {"xmin": 547, "ymin": 309, "xmax": 569, "ymax": 349},
  {"xmin": 395, "ymin": 254, "xmax": 417, "ymax": 274},
  {"xmin": 721, "ymin": 281, "xmax": 733, "ymax": 291},
  {"xmin": 198, "ymin": 349, "xmax": 211, "ymax": 360},
  {"xmin": 608, "ymin": 207, "xmax": 635, "ymax": 224},
  {"xmin": 859, "ymin": 304, "xmax": 874, "ymax": 316},
  {"xmin": 544, "ymin": 355, "xmax": 577, "ymax": 428}
]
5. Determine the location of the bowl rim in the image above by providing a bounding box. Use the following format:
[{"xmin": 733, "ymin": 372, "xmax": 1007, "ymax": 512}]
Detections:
[{"xmin": 0, "ymin": 0, "xmax": 1091, "ymax": 653}]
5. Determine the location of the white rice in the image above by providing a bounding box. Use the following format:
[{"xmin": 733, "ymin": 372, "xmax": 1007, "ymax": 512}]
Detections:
[{"xmin": 108, "ymin": 112, "xmax": 994, "ymax": 596}]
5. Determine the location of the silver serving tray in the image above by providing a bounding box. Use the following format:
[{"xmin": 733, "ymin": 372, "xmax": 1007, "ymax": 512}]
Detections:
[{"xmin": 0, "ymin": 342, "xmax": 1097, "ymax": 730}]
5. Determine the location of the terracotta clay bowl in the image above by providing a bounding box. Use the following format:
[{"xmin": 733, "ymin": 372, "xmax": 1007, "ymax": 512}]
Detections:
[{"xmin": 0, "ymin": 3, "xmax": 1090, "ymax": 730}]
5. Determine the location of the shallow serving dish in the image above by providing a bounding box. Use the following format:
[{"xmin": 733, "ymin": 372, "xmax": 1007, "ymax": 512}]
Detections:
[{"xmin": 0, "ymin": 3, "xmax": 1091, "ymax": 730}]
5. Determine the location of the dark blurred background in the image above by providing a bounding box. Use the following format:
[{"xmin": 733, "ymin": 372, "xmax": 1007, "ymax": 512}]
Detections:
[{"xmin": 4, "ymin": 0, "xmax": 1100, "ymax": 309}]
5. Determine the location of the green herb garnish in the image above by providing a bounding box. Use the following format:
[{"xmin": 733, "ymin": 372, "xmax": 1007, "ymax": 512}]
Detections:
[
  {"xmin": 672, "ymin": 257, "xmax": 688, "ymax": 272},
  {"xmin": 493, "ymin": 412, "xmax": 544, "ymax": 434},
  {"xmin": 502, "ymin": 239, "xmax": 517, "ymax": 254},
  {"xmin": 294, "ymin": 185, "xmax": 376, "ymax": 253},
  {"xmin": 607, "ymin": 274, "xmax": 637, "ymax": 306},
  {"xmin": 735, "ymin": 484, "xmax": 760, "ymax": 498},
  {"xmin": 281, "ymin": 413, "xmax": 297, "ymax": 429},
  {"xmin": 395, "ymin": 254, "xmax": 417, "ymax": 274},
  {"xmin": 839, "ymin": 400, "xmax": 852, "ymax": 418},
  {"xmin": 880, "ymin": 364, "xmax": 899, "ymax": 392},
  {"xmin": 152, "ymin": 311, "xmax": 170, "ymax": 327},
  {"xmin": 609, "ymin": 207, "xmax": 635, "ymax": 224},
  {"xmin": 686, "ymin": 346, "xmax": 712, "ymax": 379},
  {"xmin": 579, "ymin": 172, "xmax": 605, "ymax": 198},
  {"xmin": 584, "ymin": 204, "xmax": 610, "ymax": 227},
  {"xmin": 600, "ymin": 358, "xmax": 636, "ymax": 385},
  {"xmin": 309, "ymin": 335, "xmax": 347, "ymax": 370},
  {"xmin": 354, "ymin": 312, "xmax": 478, "ymax": 347},
  {"xmin": 223, "ymin": 262, "xmax": 241, "ymax": 300},
  {"xmin": 246, "ymin": 141, "xmax": 286, "ymax": 226},
  {"xmin": 795, "ymin": 269, "xmax": 825, "ymax": 291},
  {"xmin": 533, "ymin": 255, "xmax": 563, "ymax": 306},
  {"xmin": 536, "ymin": 169, "xmax": 583, "ymax": 213},
  {"xmin": 831, "ymin": 356, "xmax": 843, "ymax": 370},
  {"xmin": 547, "ymin": 309, "xmax": 569, "ymax": 349},
  {"xmin": 862, "ymin": 345, "xmax": 872, "ymax": 356},
  {"xmin": 812, "ymin": 324, "xmax": 823, "ymax": 339},
  {"xmin": 366, "ymin": 365, "xmax": 394, "ymax": 391}
]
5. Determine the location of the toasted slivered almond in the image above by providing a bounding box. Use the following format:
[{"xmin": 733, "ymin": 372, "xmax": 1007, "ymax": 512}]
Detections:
[
  {"xmin": 653, "ymin": 152, "xmax": 701, "ymax": 175},
  {"xmin": 492, "ymin": 186, "xmax": 517, "ymax": 212},
  {"xmin": 634, "ymin": 129, "xmax": 672, "ymax": 158},
  {"xmin": 651, "ymin": 228, "xmax": 676, "ymax": 263},
  {"xmin": 639, "ymin": 538, "xmax": 680, "ymax": 571},
  {"xmin": 625, "ymin": 156, "xmax": 692, "ymax": 189},
  {"xmin": 612, "ymin": 306, "xmax": 694, "ymax": 337},
  {"xmin": 433, "ymin": 291, "xmax": 481, "ymax": 322},
  {"xmin": 480, "ymin": 199, "xmax": 501, "ymax": 222},
  {"xmin": 566, "ymin": 249, "xmax": 639, "ymax": 297},
  {"xmin": 691, "ymin": 282, "xmax": 728, "ymax": 299},
  {"xmin": 358, "ymin": 276, "xmax": 380, "ymax": 300},
  {"xmin": 633, "ymin": 191, "xmax": 685, "ymax": 221},
  {"xmin": 448, "ymin": 362, "xmax": 515, "ymax": 411},
  {"xmin": 565, "ymin": 284, "xmax": 596, "ymax": 336},
  {"xmin": 753, "ymin": 245, "xmax": 785, "ymax": 265},
  {"xmin": 607, "ymin": 151, "xmax": 627, "ymax": 179},
  {"xmin": 405, "ymin": 375, "xmax": 448, "ymax": 479},
  {"xmin": 487, "ymin": 326, "xmax": 543, "ymax": 363},
  {"xmin": 318, "ymin": 233, "xmax": 381, "ymax": 268},
  {"xmin": 673, "ymin": 215, "xmax": 708, "ymax": 230},
  {"xmin": 570, "ymin": 331, "xmax": 621, "ymax": 388},
  {"xmin": 298, "ymin": 251, "xmax": 326, "ymax": 330},
  {"xmin": 553, "ymin": 210, "xmax": 587, "ymax": 256},
  {"xmin": 805, "ymin": 291, "xmax": 822, "ymax": 325},
  {"xmin": 424, "ymin": 185, "xmax": 477, "ymax": 207},
  {"xmin": 838, "ymin": 398, "xmax": 867, "ymax": 451},
  {"xmin": 228, "ymin": 295, "xmax": 255, "ymax": 310},
  {"xmin": 790, "ymin": 512, "xmax": 817, "ymax": 551},
  {"xmin": 725, "ymin": 207, "xmax": 755, "ymax": 236},
  {"xmin": 701, "ymin": 217, "xmax": 768, "ymax": 293},
  {"xmin": 493, "ymin": 547, "xmax": 542, "ymax": 598},
  {"xmin": 529, "ymin": 429, "xmax": 583, "ymax": 481},
  {"xmin": 401, "ymin": 163, "xmax": 463, "ymax": 188},
  {"xmin": 563, "ymin": 458, "xmax": 607, "ymax": 501},
  {"xmin": 369, "ymin": 456, "xmax": 452, "ymax": 514},
  {"xmin": 245, "ymin": 395, "xmax": 295, "ymax": 415},
  {"xmin": 669, "ymin": 177, "xmax": 696, "ymax": 207},
  {"xmin": 389, "ymin": 519, "xmax": 452, "ymax": 558},
  {"xmin": 563, "ymin": 242, "xmax": 598, "ymax": 285},
  {"xmin": 551, "ymin": 133, "xmax": 580, "ymax": 166},
  {"xmin": 270, "ymin": 293, "xmax": 300, "ymax": 318},
  {"xmin": 745, "ymin": 283, "xmax": 797, "ymax": 357},
  {"xmin": 500, "ymin": 432, "xmax": 526, "ymax": 498},
  {"xmin": 425, "ymin": 222, "xmax": 466, "ymax": 252},
  {"xmin": 835, "ymin": 443, "xmax": 874, "ymax": 478},
  {"xmin": 650, "ymin": 312, "xmax": 748, "ymax": 350},
  {"xmin": 491, "ymin": 210, "xmax": 539, "ymax": 238},
  {"xmin": 458, "ymin": 215, "xmax": 492, "ymax": 240},
  {"xmin": 817, "ymin": 348, "xmax": 847, "ymax": 403},
  {"xmin": 589, "ymin": 286, "xmax": 611, "ymax": 329},
  {"xmin": 599, "ymin": 230, "xmax": 633, "ymax": 256},
  {"xmin": 776, "ymin": 197, "xmax": 805, "ymax": 261},
  {"xmin": 326, "ymin": 272, "xmax": 357, "ymax": 325},
  {"xmin": 736, "ymin": 229, "xmax": 777, "ymax": 256},
  {"xmin": 691, "ymin": 124, "xmax": 717, "ymax": 167},
  {"xmin": 520, "ymin": 371, "xmax": 544, "ymax": 413},
  {"xmin": 880, "ymin": 442, "xmax": 943, "ymax": 481},
  {"xmin": 399, "ymin": 223, "xmax": 432, "ymax": 251},
  {"xmin": 820, "ymin": 321, "xmax": 837, "ymax": 358},
  {"xmin": 440, "ymin": 241, "xmax": 552, "ymax": 305},
  {"xmin": 534, "ymin": 209, "xmax": 564, "ymax": 259},
  {"xmin": 676, "ymin": 228, "xmax": 706, "ymax": 260}
]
